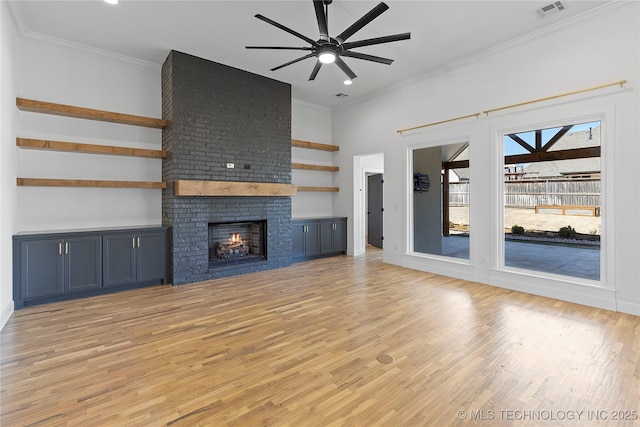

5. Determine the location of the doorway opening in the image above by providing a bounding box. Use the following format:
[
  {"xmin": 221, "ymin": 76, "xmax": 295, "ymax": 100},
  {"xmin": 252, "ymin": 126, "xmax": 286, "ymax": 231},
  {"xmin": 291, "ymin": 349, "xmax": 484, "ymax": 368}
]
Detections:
[
  {"xmin": 367, "ymin": 173, "xmax": 383, "ymax": 248},
  {"xmin": 353, "ymin": 153, "xmax": 384, "ymax": 256}
]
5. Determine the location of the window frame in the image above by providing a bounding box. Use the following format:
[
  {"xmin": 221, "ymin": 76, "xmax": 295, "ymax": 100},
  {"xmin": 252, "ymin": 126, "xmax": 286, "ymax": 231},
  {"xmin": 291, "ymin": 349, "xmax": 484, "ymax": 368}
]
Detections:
[
  {"xmin": 407, "ymin": 137, "xmax": 472, "ymax": 263},
  {"xmin": 493, "ymin": 106, "xmax": 614, "ymax": 289}
]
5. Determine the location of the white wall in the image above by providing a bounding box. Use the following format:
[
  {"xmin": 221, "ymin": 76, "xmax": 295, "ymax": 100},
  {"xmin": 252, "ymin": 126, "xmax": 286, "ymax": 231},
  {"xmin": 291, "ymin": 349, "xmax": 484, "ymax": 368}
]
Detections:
[
  {"xmin": 0, "ymin": 1, "xmax": 19, "ymax": 329},
  {"xmin": 291, "ymin": 99, "xmax": 334, "ymax": 218},
  {"xmin": 332, "ymin": 2, "xmax": 640, "ymax": 315},
  {"xmin": 16, "ymin": 36, "xmax": 163, "ymax": 231}
]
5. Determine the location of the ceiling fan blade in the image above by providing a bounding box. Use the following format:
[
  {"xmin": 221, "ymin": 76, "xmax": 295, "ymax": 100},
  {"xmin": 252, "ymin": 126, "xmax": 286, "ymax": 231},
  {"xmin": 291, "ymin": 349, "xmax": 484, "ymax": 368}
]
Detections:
[
  {"xmin": 255, "ymin": 14, "xmax": 318, "ymax": 46},
  {"xmin": 246, "ymin": 46, "xmax": 313, "ymax": 51},
  {"xmin": 343, "ymin": 32, "xmax": 411, "ymax": 50},
  {"xmin": 309, "ymin": 61, "xmax": 323, "ymax": 81},
  {"xmin": 313, "ymin": 0, "xmax": 329, "ymax": 41},
  {"xmin": 341, "ymin": 50, "xmax": 393, "ymax": 65},
  {"xmin": 334, "ymin": 57, "xmax": 357, "ymax": 80},
  {"xmin": 271, "ymin": 53, "xmax": 315, "ymax": 71},
  {"xmin": 335, "ymin": 2, "xmax": 389, "ymax": 43}
]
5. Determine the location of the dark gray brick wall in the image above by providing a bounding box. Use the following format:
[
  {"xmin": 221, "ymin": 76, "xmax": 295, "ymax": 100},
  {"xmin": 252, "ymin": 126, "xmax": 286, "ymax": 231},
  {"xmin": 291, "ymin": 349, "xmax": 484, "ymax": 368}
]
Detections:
[{"xmin": 162, "ymin": 51, "xmax": 292, "ymax": 285}]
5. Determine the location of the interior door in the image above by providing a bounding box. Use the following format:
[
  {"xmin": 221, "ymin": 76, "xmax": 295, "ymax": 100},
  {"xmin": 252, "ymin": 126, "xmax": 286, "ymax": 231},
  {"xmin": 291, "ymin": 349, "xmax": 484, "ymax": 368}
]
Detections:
[{"xmin": 367, "ymin": 174, "xmax": 383, "ymax": 248}]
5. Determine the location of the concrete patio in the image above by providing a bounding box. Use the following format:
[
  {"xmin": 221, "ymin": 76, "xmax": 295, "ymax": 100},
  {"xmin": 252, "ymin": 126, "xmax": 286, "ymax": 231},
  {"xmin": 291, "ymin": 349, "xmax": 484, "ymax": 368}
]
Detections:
[{"xmin": 440, "ymin": 235, "xmax": 600, "ymax": 281}]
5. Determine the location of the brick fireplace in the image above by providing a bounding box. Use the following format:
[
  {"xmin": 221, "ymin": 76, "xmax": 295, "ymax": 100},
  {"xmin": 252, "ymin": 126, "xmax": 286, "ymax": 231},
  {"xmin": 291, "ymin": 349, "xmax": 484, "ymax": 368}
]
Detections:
[{"xmin": 162, "ymin": 51, "xmax": 292, "ymax": 285}]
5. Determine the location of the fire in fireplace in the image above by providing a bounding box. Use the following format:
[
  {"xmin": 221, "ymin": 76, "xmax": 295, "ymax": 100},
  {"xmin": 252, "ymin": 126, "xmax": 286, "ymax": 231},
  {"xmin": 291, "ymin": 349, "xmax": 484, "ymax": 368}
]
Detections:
[{"xmin": 208, "ymin": 220, "xmax": 267, "ymax": 266}]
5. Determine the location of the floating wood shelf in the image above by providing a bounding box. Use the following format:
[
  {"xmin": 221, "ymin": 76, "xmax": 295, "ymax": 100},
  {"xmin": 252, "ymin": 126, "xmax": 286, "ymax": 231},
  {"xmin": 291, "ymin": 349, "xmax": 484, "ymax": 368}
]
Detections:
[
  {"xmin": 17, "ymin": 178, "xmax": 166, "ymax": 189},
  {"xmin": 174, "ymin": 180, "xmax": 297, "ymax": 197},
  {"xmin": 297, "ymin": 186, "xmax": 340, "ymax": 192},
  {"xmin": 16, "ymin": 98, "xmax": 166, "ymax": 129},
  {"xmin": 292, "ymin": 162, "xmax": 339, "ymax": 172},
  {"xmin": 16, "ymin": 138, "xmax": 166, "ymax": 159},
  {"xmin": 291, "ymin": 139, "xmax": 339, "ymax": 152}
]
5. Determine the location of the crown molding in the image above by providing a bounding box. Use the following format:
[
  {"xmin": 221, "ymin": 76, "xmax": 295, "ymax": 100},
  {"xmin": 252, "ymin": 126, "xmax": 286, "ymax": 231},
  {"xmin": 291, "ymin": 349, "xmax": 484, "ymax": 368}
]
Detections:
[
  {"xmin": 4, "ymin": 1, "xmax": 27, "ymax": 34},
  {"xmin": 5, "ymin": 1, "xmax": 160, "ymax": 70}
]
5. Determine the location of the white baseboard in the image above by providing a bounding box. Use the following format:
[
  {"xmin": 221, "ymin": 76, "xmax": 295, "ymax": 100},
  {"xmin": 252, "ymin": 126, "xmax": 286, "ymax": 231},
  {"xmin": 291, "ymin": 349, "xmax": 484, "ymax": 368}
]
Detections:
[
  {"xmin": 0, "ymin": 301, "xmax": 14, "ymax": 331},
  {"xmin": 349, "ymin": 248, "xmax": 365, "ymax": 257},
  {"xmin": 616, "ymin": 300, "xmax": 640, "ymax": 316}
]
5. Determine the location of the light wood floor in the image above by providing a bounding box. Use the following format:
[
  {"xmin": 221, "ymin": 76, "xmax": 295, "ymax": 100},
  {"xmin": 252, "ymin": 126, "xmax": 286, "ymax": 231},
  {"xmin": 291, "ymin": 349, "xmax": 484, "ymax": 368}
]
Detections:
[{"xmin": 1, "ymin": 248, "xmax": 639, "ymax": 426}]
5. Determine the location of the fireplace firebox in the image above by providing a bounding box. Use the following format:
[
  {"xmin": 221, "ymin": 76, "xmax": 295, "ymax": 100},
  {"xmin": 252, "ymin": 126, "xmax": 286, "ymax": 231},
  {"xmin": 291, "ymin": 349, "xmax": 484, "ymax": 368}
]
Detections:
[{"xmin": 208, "ymin": 220, "xmax": 267, "ymax": 266}]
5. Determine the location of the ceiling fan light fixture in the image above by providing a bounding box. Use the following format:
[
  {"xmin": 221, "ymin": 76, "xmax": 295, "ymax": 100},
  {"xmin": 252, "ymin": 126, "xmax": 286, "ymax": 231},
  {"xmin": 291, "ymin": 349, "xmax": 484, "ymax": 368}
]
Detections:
[
  {"xmin": 317, "ymin": 45, "xmax": 336, "ymax": 64},
  {"xmin": 319, "ymin": 52, "xmax": 336, "ymax": 64}
]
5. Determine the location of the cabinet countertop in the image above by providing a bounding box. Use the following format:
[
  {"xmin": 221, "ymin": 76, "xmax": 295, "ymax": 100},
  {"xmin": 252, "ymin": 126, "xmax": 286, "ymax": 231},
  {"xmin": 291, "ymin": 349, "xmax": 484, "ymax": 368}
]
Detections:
[{"xmin": 13, "ymin": 225, "xmax": 167, "ymax": 237}]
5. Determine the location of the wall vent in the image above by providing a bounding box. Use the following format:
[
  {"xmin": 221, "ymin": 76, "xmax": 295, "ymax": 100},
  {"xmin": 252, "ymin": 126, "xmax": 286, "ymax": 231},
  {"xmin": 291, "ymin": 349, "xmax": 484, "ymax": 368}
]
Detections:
[{"xmin": 536, "ymin": 1, "xmax": 568, "ymax": 18}]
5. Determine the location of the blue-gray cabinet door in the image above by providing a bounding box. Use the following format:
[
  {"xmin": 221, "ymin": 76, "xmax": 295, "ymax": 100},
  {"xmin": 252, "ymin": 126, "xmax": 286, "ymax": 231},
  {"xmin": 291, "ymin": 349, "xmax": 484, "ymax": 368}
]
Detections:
[
  {"xmin": 304, "ymin": 222, "xmax": 321, "ymax": 257},
  {"xmin": 320, "ymin": 221, "xmax": 335, "ymax": 254},
  {"xmin": 320, "ymin": 219, "xmax": 347, "ymax": 254},
  {"xmin": 20, "ymin": 238, "xmax": 64, "ymax": 299},
  {"xmin": 136, "ymin": 232, "xmax": 166, "ymax": 283},
  {"xmin": 292, "ymin": 220, "xmax": 320, "ymax": 258},
  {"xmin": 333, "ymin": 219, "xmax": 347, "ymax": 253},
  {"xmin": 291, "ymin": 222, "xmax": 306, "ymax": 259},
  {"xmin": 64, "ymin": 237, "xmax": 102, "ymax": 292},
  {"xmin": 103, "ymin": 234, "xmax": 136, "ymax": 287}
]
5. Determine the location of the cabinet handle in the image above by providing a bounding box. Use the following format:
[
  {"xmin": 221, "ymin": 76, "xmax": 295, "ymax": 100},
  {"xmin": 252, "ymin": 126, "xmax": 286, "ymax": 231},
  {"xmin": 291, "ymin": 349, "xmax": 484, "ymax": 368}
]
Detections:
[
  {"xmin": 65, "ymin": 242, "xmax": 69, "ymax": 254},
  {"xmin": 132, "ymin": 237, "xmax": 136, "ymax": 248},
  {"xmin": 137, "ymin": 237, "xmax": 141, "ymax": 248},
  {"xmin": 58, "ymin": 242, "xmax": 63, "ymax": 255}
]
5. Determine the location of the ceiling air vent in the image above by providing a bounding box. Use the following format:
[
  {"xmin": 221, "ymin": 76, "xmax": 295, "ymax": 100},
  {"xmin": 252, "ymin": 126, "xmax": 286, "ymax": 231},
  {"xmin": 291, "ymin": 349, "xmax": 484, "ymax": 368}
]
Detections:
[
  {"xmin": 536, "ymin": 1, "xmax": 568, "ymax": 18},
  {"xmin": 334, "ymin": 93, "xmax": 349, "ymax": 98}
]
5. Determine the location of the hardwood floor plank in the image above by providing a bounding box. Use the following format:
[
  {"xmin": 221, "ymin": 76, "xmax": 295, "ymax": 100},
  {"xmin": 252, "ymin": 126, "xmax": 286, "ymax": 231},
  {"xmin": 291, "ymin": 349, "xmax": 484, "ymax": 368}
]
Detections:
[{"xmin": 1, "ymin": 249, "xmax": 639, "ymax": 426}]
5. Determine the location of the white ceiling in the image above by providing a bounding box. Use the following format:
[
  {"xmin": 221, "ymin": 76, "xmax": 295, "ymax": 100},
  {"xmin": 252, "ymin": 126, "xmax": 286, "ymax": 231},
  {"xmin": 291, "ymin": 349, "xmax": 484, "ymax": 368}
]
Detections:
[{"xmin": 9, "ymin": 0, "xmax": 612, "ymax": 108}]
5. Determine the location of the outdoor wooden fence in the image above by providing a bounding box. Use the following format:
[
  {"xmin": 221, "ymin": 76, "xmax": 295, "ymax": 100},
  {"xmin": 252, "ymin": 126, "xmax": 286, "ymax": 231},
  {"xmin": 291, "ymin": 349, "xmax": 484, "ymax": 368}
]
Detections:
[{"xmin": 449, "ymin": 179, "xmax": 600, "ymax": 207}]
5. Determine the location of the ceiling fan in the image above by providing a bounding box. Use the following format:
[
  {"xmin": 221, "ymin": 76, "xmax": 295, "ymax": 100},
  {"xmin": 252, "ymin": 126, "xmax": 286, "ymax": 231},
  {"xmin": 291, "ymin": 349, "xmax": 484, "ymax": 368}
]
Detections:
[{"xmin": 246, "ymin": 0, "xmax": 411, "ymax": 81}]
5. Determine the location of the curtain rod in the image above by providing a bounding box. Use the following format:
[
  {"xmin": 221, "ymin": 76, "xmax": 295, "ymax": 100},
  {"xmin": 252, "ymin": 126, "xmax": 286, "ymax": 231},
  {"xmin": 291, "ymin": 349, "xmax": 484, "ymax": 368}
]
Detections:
[{"xmin": 397, "ymin": 79, "xmax": 627, "ymax": 134}]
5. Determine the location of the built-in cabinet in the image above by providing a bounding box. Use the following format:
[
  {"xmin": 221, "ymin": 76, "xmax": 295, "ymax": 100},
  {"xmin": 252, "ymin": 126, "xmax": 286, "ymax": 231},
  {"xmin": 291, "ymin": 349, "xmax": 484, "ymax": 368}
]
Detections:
[
  {"xmin": 320, "ymin": 219, "xmax": 347, "ymax": 255},
  {"xmin": 17, "ymin": 236, "xmax": 102, "ymax": 300},
  {"xmin": 292, "ymin": 220, "xmax": 321, "ymax": 259},
  {"xmin": 103, "ymin": 231, "xmax": 166, "ymax": 287},
  {"xmin": 13, "ymin": 227, "xmax": 167, "ymax": 308},
  {"xmin": 292, "ymin": 217, "xmax": 347, "ymax": 261}
]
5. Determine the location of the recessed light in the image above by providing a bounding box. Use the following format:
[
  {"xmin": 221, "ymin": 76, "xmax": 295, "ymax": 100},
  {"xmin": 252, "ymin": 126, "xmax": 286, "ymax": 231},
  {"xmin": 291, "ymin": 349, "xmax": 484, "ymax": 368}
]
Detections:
[
  {"xmin": 104, "ymin": 0, "xmax": 118, "ymax": 5},
  {"xmin": 343, "ymin": 79, "xmax": 352, "ymax": 85}
]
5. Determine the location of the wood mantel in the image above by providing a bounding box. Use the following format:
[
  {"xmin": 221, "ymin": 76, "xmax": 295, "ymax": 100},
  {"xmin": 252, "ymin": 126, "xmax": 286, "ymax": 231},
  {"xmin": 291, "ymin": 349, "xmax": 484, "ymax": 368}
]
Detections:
[{"xmin": 174, "ymin": 180, "xmax": 297, "ymax": 197}]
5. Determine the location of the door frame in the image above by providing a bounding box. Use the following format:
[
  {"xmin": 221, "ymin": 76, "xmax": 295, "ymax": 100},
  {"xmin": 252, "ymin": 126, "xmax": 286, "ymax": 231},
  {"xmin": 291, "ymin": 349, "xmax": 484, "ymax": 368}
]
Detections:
[{"xmin": 353, "ymin": 153, "xmax": 384, "ymax": 256}]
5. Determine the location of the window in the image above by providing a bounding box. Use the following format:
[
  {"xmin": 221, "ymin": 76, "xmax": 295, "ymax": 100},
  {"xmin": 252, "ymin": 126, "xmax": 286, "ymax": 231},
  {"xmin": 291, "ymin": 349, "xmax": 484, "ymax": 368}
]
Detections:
[
  {"xmin": 502, "ymin": 120, "xmax": 601, "ymax": 280},
  {"xmin": 412, "ymin": 142, "xmax": 470, "ymax": 260}
]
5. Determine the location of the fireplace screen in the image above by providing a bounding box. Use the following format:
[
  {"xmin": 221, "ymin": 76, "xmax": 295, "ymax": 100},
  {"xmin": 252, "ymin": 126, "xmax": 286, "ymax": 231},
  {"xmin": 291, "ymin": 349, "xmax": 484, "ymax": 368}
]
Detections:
[{"xmin": 208, "ymin": 220, "xmax": 267, "ymax": 266}]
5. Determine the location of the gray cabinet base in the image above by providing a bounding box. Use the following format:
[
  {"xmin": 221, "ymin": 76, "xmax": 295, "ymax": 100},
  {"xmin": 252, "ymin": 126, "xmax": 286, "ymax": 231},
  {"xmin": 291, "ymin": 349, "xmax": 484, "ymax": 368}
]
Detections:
[
  {"xmin": 13, "ymin": 227, "xmax": 167, "ymax": 309},
  {"xmin": 292, "ymin": 217, "xmax": 347, "ymax": 262}
]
